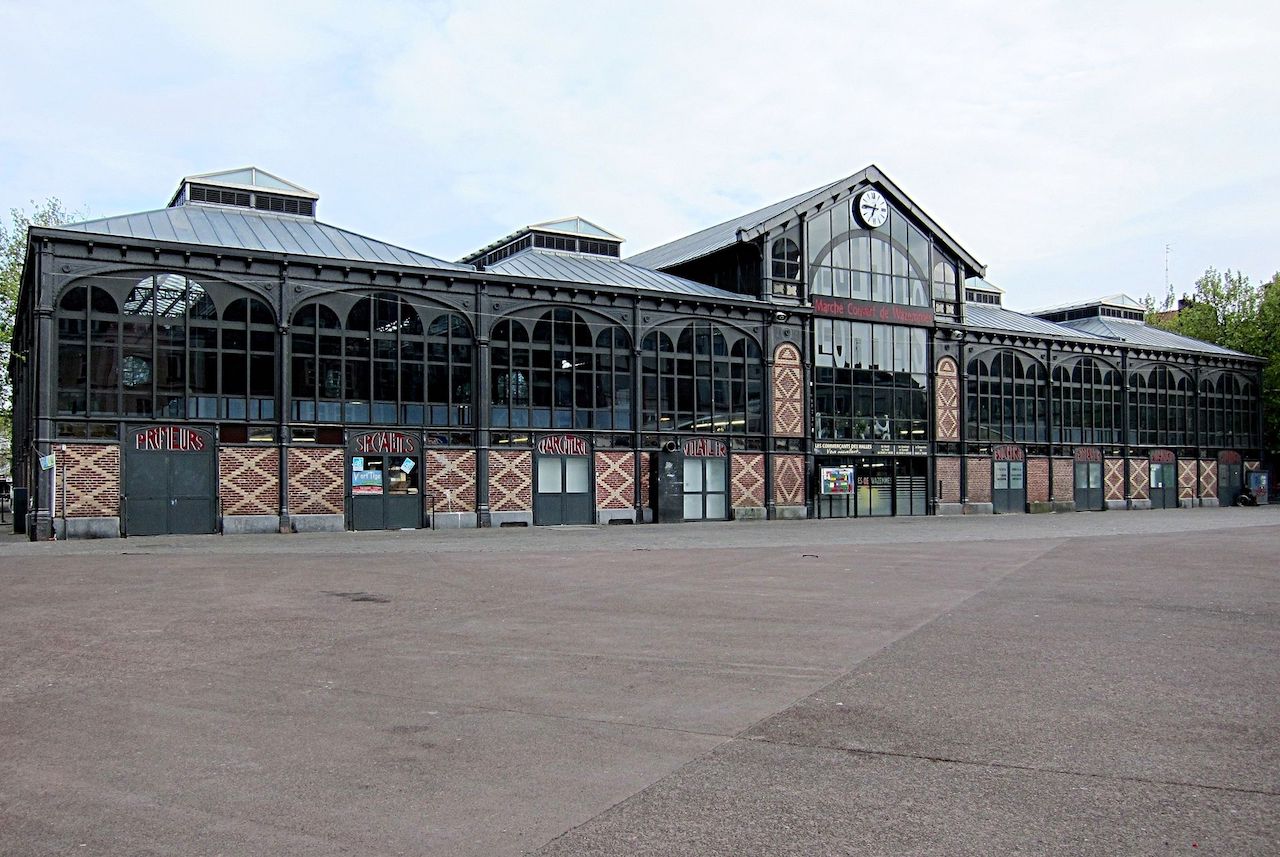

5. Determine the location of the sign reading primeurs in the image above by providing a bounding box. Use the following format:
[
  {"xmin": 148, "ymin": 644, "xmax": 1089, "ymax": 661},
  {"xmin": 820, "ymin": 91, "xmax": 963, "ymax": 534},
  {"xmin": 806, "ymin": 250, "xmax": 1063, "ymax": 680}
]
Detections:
[{"xmin": 132, "ymin": 426, "xmax": 209, "ymax": 452}]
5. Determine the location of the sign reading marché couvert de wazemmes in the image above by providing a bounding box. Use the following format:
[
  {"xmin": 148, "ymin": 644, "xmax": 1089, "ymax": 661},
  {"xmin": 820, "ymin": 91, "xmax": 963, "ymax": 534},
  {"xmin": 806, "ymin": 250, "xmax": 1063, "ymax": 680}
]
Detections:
[{"xmin": 812, "ymin": 297, "xmax": 934, "ymax": 328}]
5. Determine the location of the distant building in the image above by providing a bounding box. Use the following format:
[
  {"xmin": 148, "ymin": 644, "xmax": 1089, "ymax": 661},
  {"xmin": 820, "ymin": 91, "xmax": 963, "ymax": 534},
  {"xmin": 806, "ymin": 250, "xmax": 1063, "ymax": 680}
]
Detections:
[{"xmin": 11, "ymin": 166, "xmax": 1265, "ymax": 538}]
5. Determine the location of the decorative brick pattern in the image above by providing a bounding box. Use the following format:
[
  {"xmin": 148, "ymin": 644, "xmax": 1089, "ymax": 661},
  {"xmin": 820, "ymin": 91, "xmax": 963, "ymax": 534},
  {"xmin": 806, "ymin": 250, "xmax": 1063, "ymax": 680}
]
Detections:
[
  {"xmin": 595, "ymin": 451, "xmax": 635, "ymax": 510},
  {"xmin": 1245, "ymin": 460, "xmax": 1261, "ymax": 473},
  {"xmin": 934, "ymin": 356, "xmax": 960, "ymax": 441},
  {"xmin": 220, "ymin": 447, "xmax": 279, "ymax": 516},
  {"xmin": 288, "ymin": 447, "xmax": 344, "ymax": 515},
  {"xmin": 53, "ymin": 444, "xmax": 120, "ymax": 517},
  {"xmin": 490, "ymin": 450, "xmax": 533, "ymax": 512},
  {"xmin": 771, "ymin": 343, "xmax": 804, "ymax": 437},
  {"xmin": 1178, "ymin": 460, "xmax": 1197, "ymax": 501},
  {"xmin": 1128, "ymin": 459, "xmax": 1149, "ymax": 500},
  {"xmin": 1052, "ymin": 458, "xmax": 1073, "ymax": 501},
  {"xmin": 1026, "ymin": 457, "xmax": 1049, "ymax": 504},
  {"xmin": 935, "ymin": 456, "xmax": 961, "ymax": 502},
  {"xmin": 772, "ymin": 454, "xmax": 806, "ymax": 506},
  {"xmin": 966, "ymin": 456, "xmax": 991, "ymax": 503},
  {"xmin": 425, "ymin": 449, "xmax": 476, "ymax": 513},
  {"xmin": 730, "ymin": 453, "xmax": 765, "ymax": 507},
  {"xmin": 1104, "ymin": 458, "xmax": 1125, "ymax": 501},
  {"xmin": 639, "ymin": 452, "xmax": 651, "ymax": 508},
  {"xmin": 1199, "ymin": 460, "xmax": 1218, "ymax": 498}
]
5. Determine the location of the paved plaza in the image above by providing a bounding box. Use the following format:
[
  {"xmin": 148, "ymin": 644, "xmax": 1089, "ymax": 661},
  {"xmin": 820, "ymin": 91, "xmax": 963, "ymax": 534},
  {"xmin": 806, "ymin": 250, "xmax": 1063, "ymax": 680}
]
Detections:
[{"xmin": 1, "ymin": 508, "xmax": 1277, "ymax": 855}]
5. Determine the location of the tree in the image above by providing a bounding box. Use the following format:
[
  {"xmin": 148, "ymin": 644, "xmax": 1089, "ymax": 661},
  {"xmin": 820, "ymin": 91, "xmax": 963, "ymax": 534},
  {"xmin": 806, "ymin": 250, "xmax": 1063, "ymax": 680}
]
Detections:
[{"xmin": 0, "ymin": 199, "xmax": 83, "ymax": 456}]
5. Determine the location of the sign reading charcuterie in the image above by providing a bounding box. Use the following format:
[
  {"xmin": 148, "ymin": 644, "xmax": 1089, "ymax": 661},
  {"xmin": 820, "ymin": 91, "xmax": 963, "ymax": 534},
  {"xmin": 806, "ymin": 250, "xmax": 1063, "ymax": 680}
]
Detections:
[
  {"xmin": 536, "ymin": 434, "xmax": 589, "ymax": 456},
  {"xmin": 353, "ymin": 431, "xmax": 417, "ymax": 454},
  {"xmin": 131, "ymin": 425, "xmax": 209, "ymax": 452},
  {"xmin": 683, "ymin": 438, "xmax": 727, "ymax": 457}
]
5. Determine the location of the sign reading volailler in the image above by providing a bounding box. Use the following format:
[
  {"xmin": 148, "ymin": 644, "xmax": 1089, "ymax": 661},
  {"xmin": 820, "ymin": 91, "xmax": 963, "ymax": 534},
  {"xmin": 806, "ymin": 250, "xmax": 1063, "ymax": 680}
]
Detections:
[
  {"xmin": 812, "ymin": 296, "xmax": 934, "ymax": 328},
  {"xmin": 683, "ymin": 438, "xmax": 727, "ymax": 457}
]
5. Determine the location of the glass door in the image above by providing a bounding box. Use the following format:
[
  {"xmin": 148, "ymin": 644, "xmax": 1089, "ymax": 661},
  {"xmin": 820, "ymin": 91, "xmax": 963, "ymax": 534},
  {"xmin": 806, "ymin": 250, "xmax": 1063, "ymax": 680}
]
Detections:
[
  {"xmin": 683, "ymin": 457, "xmax": 728, "ymax": 521},
  {"xmin": 534, "ymin": 455, "xmax": 592, "ymax": 525}
]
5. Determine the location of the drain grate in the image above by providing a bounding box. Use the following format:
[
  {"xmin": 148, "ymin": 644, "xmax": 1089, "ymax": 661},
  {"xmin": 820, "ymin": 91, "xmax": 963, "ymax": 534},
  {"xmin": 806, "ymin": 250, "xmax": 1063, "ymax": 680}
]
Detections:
[{"xmin": 322, "ymin": 590, "xmax": 391, "ymax": 604}]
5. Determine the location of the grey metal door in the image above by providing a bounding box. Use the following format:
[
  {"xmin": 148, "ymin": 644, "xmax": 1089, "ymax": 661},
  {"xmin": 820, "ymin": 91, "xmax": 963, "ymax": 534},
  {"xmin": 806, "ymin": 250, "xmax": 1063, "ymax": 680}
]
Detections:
[
  {"xmin": 350, "ymin": 453, "xmax": 422, "ymax": 530},
  {"xmin": 124, "ymin": 426, "xmax": 217, "ymax": 536},
  {"xmin": 124, "ymin": 451, "xmax": 170, "ymax": 536},
  {"xmin": 992, "ymin": 460, "xmax": 1025, "ymax": 513},
  {"xmin": 1074, "ymin": 461, "xmax": 1104, "ymax": 511},
  {"xmin": 534, "ymin": 455, "xmax": 592, "ymax": 525},
  {"xmin": 1219, "ymin": 462, "xmax": 1243, "ymax": 506},
  {"xmin": 1149, "ymin": 461, "xmax": 1178, "ymax": 509}
]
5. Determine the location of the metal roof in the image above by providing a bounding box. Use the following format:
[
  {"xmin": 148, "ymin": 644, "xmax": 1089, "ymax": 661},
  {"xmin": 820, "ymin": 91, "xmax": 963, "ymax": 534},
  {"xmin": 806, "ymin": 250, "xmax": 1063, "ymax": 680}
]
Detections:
[
  {"xmin": 1029, "ymin": 293, "xmax": 1144, "ymax": 315},
  {"xmin": 53, "ymin": 206, "xmax": 473, "ymax": 271},
  {"xmin": 627, "ymin": 165, "xmax": 986, "ymax": 275},
  {"xmin": 485, "ymin": 248, "xmax": 754, "ymax": 301},
  {"xmin": 961, "ymin": 303, "xmax": 1109, "ymax": 339},
  {"xmin": 1054, "ymin": 316, "xmax": 1251, "ymax": 358}
]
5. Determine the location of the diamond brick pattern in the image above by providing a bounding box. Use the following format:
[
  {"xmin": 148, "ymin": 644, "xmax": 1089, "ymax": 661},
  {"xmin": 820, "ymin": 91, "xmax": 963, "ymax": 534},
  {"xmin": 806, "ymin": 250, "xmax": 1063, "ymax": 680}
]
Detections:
[
  {"xmin": 426, "ymin": 449, "xmax": 476, "ymax": 513},
  {"xmin": 731, "ymin": 453, "xmax": 765, "ymax": 507},
  {"xmin": 1199, "ymin": 460, "xmax": 1218, "ymax": 498},
  {"xmin": 935, "ymin": 356, "xmax": 959, "ymax": 441},
  {"xmin": 1128, "ymin": 459, "xmax": 1149, "ymax": 500},
  {"xmin": 288, "ymin": 448, "xmax": 344, "ymax": 515},
  {"xmin": 1104, "ymin": 458, "xmax": 1125, "ymax": 501},
  {"xmin": 1178, "ymin": 460, "xmax": 1197, "ymax": 501},
  {"xmin": 966, "ymin": 457, "xmax": 991, "ymax": 503},
  {"xmin": 772, "ymin": 454, "xmax": 805, "ymax": 506},
  {"xmin": 54, "ymin": 444, "xmax": 119, "ymax": 517},
  {"xmin": 220, "ymin": 447, "xmax": 279, "ymax": 515},
  {"xmin": 772, "ymin": 343, "xmax": 803, "ymax": 437},
  {"xmin": 490, "ymin": 450, "xmax": 533, "ymax": 512},
  {"xmin": 1246, "ymin": 460, "xmax": 1261, "ymax": 473},
  {"xmin": 595, "ymin": 451, "xmax": 634, "ymax": 510}
]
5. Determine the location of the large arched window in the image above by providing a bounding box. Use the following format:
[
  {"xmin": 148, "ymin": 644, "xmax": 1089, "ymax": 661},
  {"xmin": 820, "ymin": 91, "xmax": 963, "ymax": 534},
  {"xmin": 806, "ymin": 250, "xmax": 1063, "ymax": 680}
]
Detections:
[
  {"xmin": 965, "ymin": 350, "xmax": 1047, "ymax": 443},
  {"xmin": 814, "ymin": 318, "xmax": 927, "ymax": 441},
  {"xmin": 1051, "ymin": 357, "xmax": 1121, "ymax": 445},
  {"xmin": 56, "ymin": 273, "xmax": 275, "ymax": 421},
  {"xmin": 290, "ymin": 293, "xmax": 471, "ymax": 425},
  {"xmin": 490, "ymin": 308, "xmax": 631, "ymax": 430},
  {"xmin": 640, "ymin": 321, "xmax": 763, "ymax": 434},
  {"xmin": 1198, "ymin": 371, "xmax": 1258, "ymax": 449},
  {"xmin": 1127, "ymin": 364, "xmax": 1193, "ymax": 447}
]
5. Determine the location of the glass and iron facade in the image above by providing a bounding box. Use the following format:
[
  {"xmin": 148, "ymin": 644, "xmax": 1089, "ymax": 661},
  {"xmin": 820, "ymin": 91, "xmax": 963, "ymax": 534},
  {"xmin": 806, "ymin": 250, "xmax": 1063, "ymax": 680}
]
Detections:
[{"xmin": 11, "ymin": 166, "xmax": 1265, "ymax": 538}]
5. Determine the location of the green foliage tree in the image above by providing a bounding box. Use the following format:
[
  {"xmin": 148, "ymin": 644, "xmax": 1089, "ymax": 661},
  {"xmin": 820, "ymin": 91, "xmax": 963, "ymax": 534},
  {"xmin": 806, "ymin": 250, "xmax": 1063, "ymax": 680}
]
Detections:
[{"xmin": 0, "ymin": 199, "xmax": 82, "ymax": 457}]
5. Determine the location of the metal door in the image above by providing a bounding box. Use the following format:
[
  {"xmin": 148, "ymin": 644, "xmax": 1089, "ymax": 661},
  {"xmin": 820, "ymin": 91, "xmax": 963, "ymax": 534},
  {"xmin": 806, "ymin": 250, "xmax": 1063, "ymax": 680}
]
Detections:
[
  {"xmin": 534, "ymin": 455, "xmax": 592, "ymax": 525},
  {"xmin": 682, "ymin": 457, "xmax": 728, "ymax": 521},
  {"xmin": 1149, "ymin": 461, "xmax": 1178, "ymax": 509},
  {"xmin": 1074, "ymin": 461, "xmax": 1104, "ymax": 511},
  {"xmin": 123, "ymin": 450, "xmax": 170, "ymax": 536},
  {"xmin": 350, "ymin": 453, "xmax": 422, "ymax": 530},
  {"xmin": 123, "ymin": 427, "xmax": 217, "ymax": 536},
  {"xmin": 992, "ymin": 459, "xmax": 1026, "ymax": 513},
  {"xmin": 1219, "ymin": 462, "xmax": 1243, "ymax": 506}
]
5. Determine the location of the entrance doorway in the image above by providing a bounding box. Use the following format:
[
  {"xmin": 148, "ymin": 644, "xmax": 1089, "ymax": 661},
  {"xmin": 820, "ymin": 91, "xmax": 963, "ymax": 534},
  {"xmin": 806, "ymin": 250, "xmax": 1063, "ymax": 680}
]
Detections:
[
  {"xmin": 1073, "ymin": 449, "xmax": 1104, "ymax": 511},
  {"xmin": 123, "ymin": 425, "xmax": 217, "ymax": 536},
  {"xmin": 1218, "ymin": 451, "xmax": 1243, "ymax": 506},
  {"xmin": 816, "ymin": 457, "xmax": 926, "ymax": 518},
  {"xmin": 534, "ymin": 434, "xmax": 593, "ymax": 525},
  {"xmin": 680, "ymin": 437, "xmax": 729, "ymax": 522},
  {"xmin": 991, "ymin": 445, "xmax": 1026, "ymax": 514},
  {"xmin": 1149, "ymin": 450, "xmax": 1178, "ymax": 509},
  {"xmin": 349, "ymin": 431, "xmax": 422, "ymax": 530}
]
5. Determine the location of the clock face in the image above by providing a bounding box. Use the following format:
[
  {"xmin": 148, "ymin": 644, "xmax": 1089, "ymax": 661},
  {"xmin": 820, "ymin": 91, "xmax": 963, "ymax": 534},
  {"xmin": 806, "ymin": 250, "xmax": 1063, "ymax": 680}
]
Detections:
[{"xmin": 854, "ymin": 189, "xmax": 889, "ymax": 228}]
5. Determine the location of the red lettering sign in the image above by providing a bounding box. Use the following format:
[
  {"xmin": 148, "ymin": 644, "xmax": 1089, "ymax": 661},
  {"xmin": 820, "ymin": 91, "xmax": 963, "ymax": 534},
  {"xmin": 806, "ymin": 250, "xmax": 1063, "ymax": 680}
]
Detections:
[
  {"xmin": 992, "ymin": 444, "xmax": 1024, "ymax": 462},
  {"xmin": 683, "ymin": 438, "xmax": 728, "ymax": 457},
  {"xmin": 354, "ymin": 432, "xmax": 417, "ymax": 455},
  {"xmin": 1218, "ymin": 451, "xmax": 1241, "ymax": 465},
  {"xmin": 812, "ymin": 296, "xmax": 934, "ymax": 328},
  {"xmin": 1073, "ymin": 447, "xmax": 1102, "ymax": 462},
  {"xmin": 133, "ymin": 426, "xmax": 208, "ymax": 452},
  {"xmin": 1150, "ymin": 449, "xmax": 1176, "ymax": 464},
  {"xmin": 536, "ymin": 434, "xmax": 589, "ymax": 456}
]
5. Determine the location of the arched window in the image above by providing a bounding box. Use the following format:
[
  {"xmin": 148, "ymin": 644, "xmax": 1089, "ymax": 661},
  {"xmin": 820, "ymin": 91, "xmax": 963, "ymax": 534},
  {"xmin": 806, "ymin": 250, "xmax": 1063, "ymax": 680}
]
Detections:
[
  {"xmin": 1128, "ymin": 364, "xmax": 1192, "ymax": 447},
  {"xmin": 490, "ymin": 308, "xmax": 630, "ymax": 430},
  {"xmin": 1051, "ymin": 357, "xmax": 1120, "ymax": 445},
  {"xmin": 965, "ymin": 350, "xmax": 1046, "ymax": 443},
  {"xmin": 1198, "ymin": 371, "xmax": 1258, "ymax": 449},
  {"xmin": 290, "ymin": 293, "xmax": 471, "ymax": 426},
  {"xmin": 771, "ymin": 237, "xmax": 801, "ymax": 282},
  {"xmin": 55, "ymin": 273, "xmax": 276, "ymax": 421},
  {"xmin": 640, "ymin": 321, "xmax": 763, "ymax": 434}
]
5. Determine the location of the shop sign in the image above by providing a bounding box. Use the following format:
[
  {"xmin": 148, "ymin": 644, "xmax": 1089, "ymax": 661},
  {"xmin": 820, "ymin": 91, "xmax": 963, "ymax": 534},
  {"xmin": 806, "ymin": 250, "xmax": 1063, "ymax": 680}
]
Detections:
[
  {"xmin": 1150, "ymin": 449, "xmax": 1176, "ymax": 464},
  {"xmin": 1073, "ymin": 447, "xmax": 1102, "ymax": 462},
  {"xmin": 536, "ymin": 434, "xmax": 589, "ymax": 456},
  {"xmin": 353, "ymin": 431, "xmax": 417, "ymax": 455},
  {"xmin": 811, "ymin": 296, "xmax": 935, "ymax": 328},
  {"xmin": 1218, "ymin": 450, "xmax": 1241, "ymax": 465},
  {"xmin": 820, "ymin": 467, "xmax": 855, "ymax": 495},
  {"xmin": 132, "ymin": 425, "xmax": 209, "ymax": 452},
  {"xmin": 815, "ymin": 440, "xmax": 928, "ymax": 456},
  {"xmin": 683, "ymin": 438, "xmax": 727, "ymax": 457},
  {"xmin": 352, "ymin": 469, "xmax": 383, "ymax": 495},
  {"xmin": 992, "ymin": 444, "xmax": 1024, "ymax": 462}
]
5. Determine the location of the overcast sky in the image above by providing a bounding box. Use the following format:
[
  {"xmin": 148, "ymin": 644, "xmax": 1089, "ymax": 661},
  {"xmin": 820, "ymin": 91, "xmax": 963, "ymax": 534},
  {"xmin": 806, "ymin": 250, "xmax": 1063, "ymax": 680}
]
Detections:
[{"xmin": 2, "ymin": 0, "xmax": 1276, "ymax": 310}]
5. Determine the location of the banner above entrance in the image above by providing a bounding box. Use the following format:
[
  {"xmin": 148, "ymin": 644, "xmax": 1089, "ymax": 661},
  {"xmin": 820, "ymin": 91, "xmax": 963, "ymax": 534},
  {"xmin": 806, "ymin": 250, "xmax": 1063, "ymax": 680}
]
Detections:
[{"xmin": 815, "ymin": 440, "xmax": 928, "ymax": 456}]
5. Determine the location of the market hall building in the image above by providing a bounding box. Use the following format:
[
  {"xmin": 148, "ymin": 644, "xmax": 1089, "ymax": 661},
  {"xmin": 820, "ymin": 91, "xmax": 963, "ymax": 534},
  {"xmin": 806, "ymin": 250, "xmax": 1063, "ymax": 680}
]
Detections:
[{"xmin": 10, "ymin": 166, "xmax": 1265, "ymax": 539}]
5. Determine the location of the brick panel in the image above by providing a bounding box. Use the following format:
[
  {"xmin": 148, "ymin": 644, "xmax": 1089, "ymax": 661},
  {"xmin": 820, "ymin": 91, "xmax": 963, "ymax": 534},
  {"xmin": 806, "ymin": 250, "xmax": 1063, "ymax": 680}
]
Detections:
[
  {"xmin": 772, "ymin": 454, "xmax": 805, "ymax": 505},
  {"xmin": 1199, "ymin": 460, "xmax": 1217, "ymax": 498},
  {"xmin": 1245, "ymin": 460, "xmax": 1261, "ymax": 473},
  {"xmin": 1025, "ymin": 457, "xmax": 1049, "ymax": 504},
  {"xmin": 1178, "ymin": 460, "xmax": 1197, "ymax": 501},
  {"xmin": 595, "ymin": 451, "xmax": 635, "ymax": 510},
  {"xmin": 490, "ymin": 450, "xmax": 533, "ymax": 512},
  {"xmin": 934, "ymin": 356, "xmax": 959, "ymax": 441},
  {"xmin": 935, "ymin": 456, "xmax": 961, "ymax": 503},
  {"xmin": 639, "ymin": 452, "xmax": 651, "ymax": 509},
  {"xmin": 1129, "ymin": 459, "xmax": 1149, "ymax": 500},
  {"xmin": 1104, "ymin": 458, "xmax": 1125, "ymax": 501},
  {"xmin": 53, "ymin": 444, "xmax": 119, "ymax": 517},
  {"xmin": 426, "ymin": 449, "xmax": 476, "ymax": 513},
  {"xmin": 731, "ymin": 453, "xmax": 765, "ymax": 507},
  {"xmin": 1052, "ymin": 458, "xmax": 1073, "ymax": 501},
  {"xmin": 966, "ymin": 456, "xmax": 991, "ymax": 503},
  {"xmin": 288, "ymin": 447, "xmax": 344, "ymax": 515},
  {"xmin": 772, "ymin": 343, "xmax": 803, "ymax": 437},
  {"xmin": 220, "ymin": 447, "xmax": 279, "ymax": 516}
]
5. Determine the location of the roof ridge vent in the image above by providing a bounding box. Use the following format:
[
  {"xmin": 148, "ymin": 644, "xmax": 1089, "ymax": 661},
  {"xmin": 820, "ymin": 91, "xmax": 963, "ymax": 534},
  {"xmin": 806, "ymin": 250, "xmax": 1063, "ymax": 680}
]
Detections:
[{"xmin": 168, "ymin": 167, "xmax": 318, "ymax": 218}]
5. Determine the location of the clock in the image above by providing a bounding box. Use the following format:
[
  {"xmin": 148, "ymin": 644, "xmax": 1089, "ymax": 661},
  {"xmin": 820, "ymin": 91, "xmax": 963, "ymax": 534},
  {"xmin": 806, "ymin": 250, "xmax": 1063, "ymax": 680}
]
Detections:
[{"xmin": 853, "ymin": 189, "xmax": 889, "ymax": 229}]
